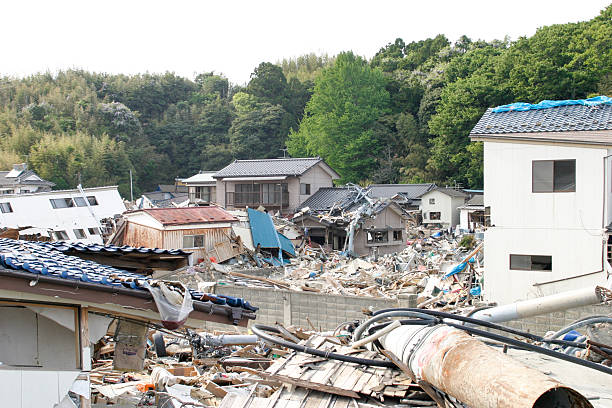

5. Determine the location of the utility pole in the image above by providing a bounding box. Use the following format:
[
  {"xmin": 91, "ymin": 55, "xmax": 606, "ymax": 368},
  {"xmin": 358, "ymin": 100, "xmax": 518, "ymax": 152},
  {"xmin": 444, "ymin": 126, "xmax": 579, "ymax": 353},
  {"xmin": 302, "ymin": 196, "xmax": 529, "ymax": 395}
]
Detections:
[{"xmin": 129, "ymin": 170, "xmax": 133, "ymax": 202}]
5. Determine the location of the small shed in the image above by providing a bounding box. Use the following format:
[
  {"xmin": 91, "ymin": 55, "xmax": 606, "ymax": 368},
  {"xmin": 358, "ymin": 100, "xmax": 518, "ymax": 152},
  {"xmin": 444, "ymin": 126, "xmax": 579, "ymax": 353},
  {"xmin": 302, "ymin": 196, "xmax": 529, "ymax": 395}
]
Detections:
[{"xmin": 118, "ymin": 207, "xmax": 238, "ymax": 264}]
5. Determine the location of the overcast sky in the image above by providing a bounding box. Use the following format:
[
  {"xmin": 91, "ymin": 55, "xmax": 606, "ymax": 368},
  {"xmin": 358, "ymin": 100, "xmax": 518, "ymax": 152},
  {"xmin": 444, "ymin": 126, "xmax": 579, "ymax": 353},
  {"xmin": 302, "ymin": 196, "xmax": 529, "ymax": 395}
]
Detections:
[{"xmin": 2, "ymin": 1, "xmax": 609, "ymax": 85}]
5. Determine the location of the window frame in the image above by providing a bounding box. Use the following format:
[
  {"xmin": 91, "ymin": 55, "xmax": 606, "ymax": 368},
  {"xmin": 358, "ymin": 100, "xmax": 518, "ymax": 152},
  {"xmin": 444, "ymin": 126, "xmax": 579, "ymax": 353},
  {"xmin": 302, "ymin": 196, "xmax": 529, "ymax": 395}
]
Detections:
[
  {"xmin": 429, "ymin": 211, "xmax": 441, "ymax": 220},
  {"xmin": 50, "ymin": 198, "xmax": 75, "ymax": 209},
  {"xmin": 53, "ymin": 230, "xmax": 69, "ymax": 240},
  {"xmin": 300, "ymin": 183, "xmax": 311, "ymax": 195},
  {"xmin": 73, "ymin": 229, "xmax": 87, "ymax": 239},
  {"xmin": 87, "ymin": 227, "xmax": 100, "ymax": 235},
  {"xmin": 429, "ymin": 198, "xmax": 435, "ymax": 205},
  {"xmin": 183, "ymin": 234, "xmax": 205, "ymax": 249},
  {"xmin": 532, "ymin": 159, "xmax": 576, "ymax": 193},
  {"xmin": 0, "ymin": 202, "xmax": 13, "ymax": 213},
  {"xmin": 392, "ymin": 230, "xmax": 403, "ymax": 241},
  {"xmin": 366, "ymin": 230, "xmax": 389, "ymax": 244},
  {"xmin": 509, "ymin": 254, "xmax": 552, "ymax": 271}
]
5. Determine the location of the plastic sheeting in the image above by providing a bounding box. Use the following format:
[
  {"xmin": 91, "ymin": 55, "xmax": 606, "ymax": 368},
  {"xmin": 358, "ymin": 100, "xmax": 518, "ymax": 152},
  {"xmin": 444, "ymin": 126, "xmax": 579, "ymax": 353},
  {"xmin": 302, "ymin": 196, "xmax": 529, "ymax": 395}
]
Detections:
[{"xmin": 492, "ymin": 95, "xmax": 612, "ymax": 113}]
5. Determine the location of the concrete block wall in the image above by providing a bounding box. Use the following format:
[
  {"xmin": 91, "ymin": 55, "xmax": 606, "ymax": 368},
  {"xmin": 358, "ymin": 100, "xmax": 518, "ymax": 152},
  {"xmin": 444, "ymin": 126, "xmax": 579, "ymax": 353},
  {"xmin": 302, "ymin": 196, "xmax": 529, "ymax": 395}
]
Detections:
[{"xmin": 199, "ymin": 284, "xmax": 417, "ymax": 332}]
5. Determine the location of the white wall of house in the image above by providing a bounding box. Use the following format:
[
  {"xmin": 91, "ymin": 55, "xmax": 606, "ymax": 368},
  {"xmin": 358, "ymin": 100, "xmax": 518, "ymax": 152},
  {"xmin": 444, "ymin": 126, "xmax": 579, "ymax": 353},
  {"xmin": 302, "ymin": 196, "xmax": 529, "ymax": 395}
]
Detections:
[
  {"xmin": 0, "ymin": 306, "xmax": 80, "ymax": 408},
  {"xmin": 420, "ymin": 191, "xmax": 464, "ymax": 228},
  {"xmin": 0, "ymin": 186, "xmax": 126, "ymax": 244},
  {"xmin": 483, "ymin": 141, "xmax": 609, "ymax": 304}
]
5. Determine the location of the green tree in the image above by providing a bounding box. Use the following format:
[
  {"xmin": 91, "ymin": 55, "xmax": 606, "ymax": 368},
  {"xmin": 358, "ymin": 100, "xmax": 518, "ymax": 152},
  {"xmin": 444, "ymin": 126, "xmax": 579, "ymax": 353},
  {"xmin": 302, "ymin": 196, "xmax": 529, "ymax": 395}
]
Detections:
[{"xmin": 287, "ymin": 52, "xmax": 390, "ymax": 183}]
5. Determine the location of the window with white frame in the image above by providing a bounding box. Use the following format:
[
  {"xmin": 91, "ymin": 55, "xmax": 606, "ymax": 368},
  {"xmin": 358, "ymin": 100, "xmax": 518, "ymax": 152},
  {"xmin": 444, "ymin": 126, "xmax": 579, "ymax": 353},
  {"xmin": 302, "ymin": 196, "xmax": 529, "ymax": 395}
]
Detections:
[
  {"xmin": 532, "ymin": 160, "xmax": 576, "ymax": 193},
  {"xmin": 73, "ymin": 229, "xmax": 87, "ymax": 239},
  {"xmin": 510, "ymin": 254, "xmax": 552, "ymax": 271},
  {"xmin": 429, "ymin": 198, "xmax": 435, "ymax": 205},
  {"xmin": 300, "ymin": 183, "xmax": 311, "ymax": 195},
  {"xmin": 88, "ymin": 227, "xmax": 100, "ymax": 235},
  {"xmin": 50, "ymin": 198, "xmax": 75, "ymax": 208},
  {"xmin": 53, "ymin": 230, "xmax": 69, "ymax": 240}
]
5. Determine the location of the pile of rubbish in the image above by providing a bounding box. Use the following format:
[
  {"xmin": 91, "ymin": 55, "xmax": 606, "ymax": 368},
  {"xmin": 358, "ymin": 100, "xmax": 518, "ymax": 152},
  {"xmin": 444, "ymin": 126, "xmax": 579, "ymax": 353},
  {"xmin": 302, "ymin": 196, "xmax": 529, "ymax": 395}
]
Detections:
[{"xmin": 84, "ymin": 299, "xmax": 612, "ymax": 408}]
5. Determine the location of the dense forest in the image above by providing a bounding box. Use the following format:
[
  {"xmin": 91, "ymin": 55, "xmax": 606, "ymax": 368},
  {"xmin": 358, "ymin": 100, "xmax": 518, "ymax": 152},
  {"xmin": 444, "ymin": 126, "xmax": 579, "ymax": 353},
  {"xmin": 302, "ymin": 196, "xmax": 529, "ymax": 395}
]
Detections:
[{"xmin": 0, "ymin": 5, "xmax": 610, "ymax": 197}]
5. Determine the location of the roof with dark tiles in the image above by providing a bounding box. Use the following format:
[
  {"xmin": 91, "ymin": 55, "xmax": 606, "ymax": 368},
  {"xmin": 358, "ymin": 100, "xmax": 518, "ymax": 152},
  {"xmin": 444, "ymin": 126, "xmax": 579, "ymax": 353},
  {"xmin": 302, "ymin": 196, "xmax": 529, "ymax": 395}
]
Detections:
[
  {"xmin": 214, "ymin": 157, "xmax": 339, "ymax": 178},
  {"xmin": 367, "ymin": 183, "xmax": 436, "ymax": 200},
  {"xmin": 471, "ymin": 104, "xmax": 612, "ymax": 135},
  {"xmin": 0, "ymin": 237, "xmax": 256, "ymax": 312},
  {"xmin": 297, "ymin": 187, "xmax": 359, "ymax": 212}
]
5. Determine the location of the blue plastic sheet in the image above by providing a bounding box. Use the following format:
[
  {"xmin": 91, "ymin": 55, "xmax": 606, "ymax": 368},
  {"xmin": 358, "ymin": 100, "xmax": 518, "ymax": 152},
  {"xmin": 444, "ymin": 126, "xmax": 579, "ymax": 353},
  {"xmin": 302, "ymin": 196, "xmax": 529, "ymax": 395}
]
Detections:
[
  {"xmin": 492, "ymin": 95, "xmax": 612, "ymax": 113},
  {"xmin": 470, "ymin": 286, "xmax": 481, "ymax": 296},
  {"xmin": 444, "ymin": 262, "xmax": 467, "ymax": 279},
  {"xmin": 247, "ymin": 209, "xmax": 296, "ymax": 259}
]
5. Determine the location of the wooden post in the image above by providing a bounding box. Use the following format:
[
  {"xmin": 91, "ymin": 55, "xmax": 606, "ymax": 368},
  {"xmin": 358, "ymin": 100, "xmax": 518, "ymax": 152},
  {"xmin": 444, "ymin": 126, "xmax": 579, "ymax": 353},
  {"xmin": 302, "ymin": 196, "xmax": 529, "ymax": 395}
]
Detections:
[{"xmin": 79, "ymin": 307, "xmax": 91, "ymax": 408}]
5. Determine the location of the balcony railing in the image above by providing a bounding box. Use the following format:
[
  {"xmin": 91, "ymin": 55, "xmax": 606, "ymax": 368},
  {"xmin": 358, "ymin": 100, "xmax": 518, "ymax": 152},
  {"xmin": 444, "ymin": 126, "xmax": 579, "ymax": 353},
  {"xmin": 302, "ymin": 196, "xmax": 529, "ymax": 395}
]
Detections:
[{"xmin": 226, "ymin": 191, "xmax": 289, "ymax": 209}]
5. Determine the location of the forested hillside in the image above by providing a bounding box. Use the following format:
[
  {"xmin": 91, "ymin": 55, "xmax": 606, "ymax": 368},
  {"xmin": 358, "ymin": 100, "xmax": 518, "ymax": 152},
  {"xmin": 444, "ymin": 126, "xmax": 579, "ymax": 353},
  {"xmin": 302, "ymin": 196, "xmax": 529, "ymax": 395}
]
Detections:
[{"xmin": 0, "ymin": 5, "xmax": 610, "ymax": 197}]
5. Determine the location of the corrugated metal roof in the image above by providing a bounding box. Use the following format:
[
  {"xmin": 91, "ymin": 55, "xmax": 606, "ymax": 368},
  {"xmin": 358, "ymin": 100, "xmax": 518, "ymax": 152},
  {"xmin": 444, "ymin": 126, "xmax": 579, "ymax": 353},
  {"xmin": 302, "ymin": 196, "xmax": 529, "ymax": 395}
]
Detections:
[
  {"xmin": 138, "ymin": 207, "xmax": 237, "ymax": 226},
  {"xmin": 470, "ymin": 104, "xmax": 612, "ymax": 135},
  {"xmin": 297, "ymin": 187, "xmax": 357, "ymax": 211},
  {"xmin": 214, "ymin": 157, "xmax": 337, "ymax": 178}
]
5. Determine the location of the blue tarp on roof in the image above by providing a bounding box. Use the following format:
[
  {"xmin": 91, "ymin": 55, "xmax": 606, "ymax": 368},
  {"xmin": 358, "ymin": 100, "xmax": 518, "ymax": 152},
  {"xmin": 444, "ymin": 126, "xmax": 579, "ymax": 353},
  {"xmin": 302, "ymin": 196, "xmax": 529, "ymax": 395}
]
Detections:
[
  {"xmin": 492, "ymin": 96, "xmax": 612, "ymax": 113},
  {"xmin": 278, "ymin": 233, "xmax": 296, "ymax": 257}
]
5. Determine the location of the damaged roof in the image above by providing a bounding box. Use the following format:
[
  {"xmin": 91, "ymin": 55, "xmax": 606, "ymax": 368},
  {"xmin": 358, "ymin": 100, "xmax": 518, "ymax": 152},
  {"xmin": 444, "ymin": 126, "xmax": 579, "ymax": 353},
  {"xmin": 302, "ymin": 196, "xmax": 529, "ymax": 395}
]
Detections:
[
  {"xmin": 214, "ymin": 157, "xmax": 340, "ymax": 179},
  {"xmin": 297, "ymin": 187, "xmax": 358, "ymax": 212},
  {"xmin": 0, "ymin": 238, "xmax": 256, "ymax": 324},
  {"xmin": 135, "ymin": 207, "xmax": 237, "ymax": 226}
]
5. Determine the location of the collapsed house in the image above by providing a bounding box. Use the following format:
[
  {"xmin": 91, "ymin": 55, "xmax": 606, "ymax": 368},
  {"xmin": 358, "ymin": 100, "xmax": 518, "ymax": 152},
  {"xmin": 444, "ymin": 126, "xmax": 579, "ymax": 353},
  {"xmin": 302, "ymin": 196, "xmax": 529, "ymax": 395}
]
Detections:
[
  {"xmin": 0, "ymin": 185, "xmax": 126, "ymax": 243},
  {"xmin": 111, "ymin": 207, "xmax": 239, "ymax": 264},
  {"xmin": 0, "ymin": 237, "xmax": 256, "ymax": 408},
  {"xmin": 136, "ymin": 184, "xmax": 189, "ymax": 209},
  {"xmin": 292, "ymin": 186, "xmax": 408, "ymax": 257}
]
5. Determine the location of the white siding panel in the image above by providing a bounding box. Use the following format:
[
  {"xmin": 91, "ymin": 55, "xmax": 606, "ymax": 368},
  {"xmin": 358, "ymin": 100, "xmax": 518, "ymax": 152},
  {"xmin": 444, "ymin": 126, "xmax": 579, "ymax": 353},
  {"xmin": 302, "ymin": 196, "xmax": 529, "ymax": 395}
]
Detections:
[{"xmin": 0, "ymin": 370, "xmax": 22, "ymax": 407}]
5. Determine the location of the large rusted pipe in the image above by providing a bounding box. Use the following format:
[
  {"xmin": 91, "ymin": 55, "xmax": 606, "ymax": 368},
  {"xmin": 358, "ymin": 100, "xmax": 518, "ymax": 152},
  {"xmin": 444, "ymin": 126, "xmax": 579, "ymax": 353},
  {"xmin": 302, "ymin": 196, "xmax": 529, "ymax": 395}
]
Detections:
[{"xmin": 381, "ymin": 324, "xmax": 593, "ymax": 408}]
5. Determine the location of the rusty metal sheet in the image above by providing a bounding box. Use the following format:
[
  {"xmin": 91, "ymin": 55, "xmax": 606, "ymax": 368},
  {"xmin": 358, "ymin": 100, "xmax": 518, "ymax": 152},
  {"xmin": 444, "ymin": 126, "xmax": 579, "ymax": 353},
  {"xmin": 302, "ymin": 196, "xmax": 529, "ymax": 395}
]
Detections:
[{"xmin": 137, "ymin": 207, "xmax": 237, "ymax": 226}]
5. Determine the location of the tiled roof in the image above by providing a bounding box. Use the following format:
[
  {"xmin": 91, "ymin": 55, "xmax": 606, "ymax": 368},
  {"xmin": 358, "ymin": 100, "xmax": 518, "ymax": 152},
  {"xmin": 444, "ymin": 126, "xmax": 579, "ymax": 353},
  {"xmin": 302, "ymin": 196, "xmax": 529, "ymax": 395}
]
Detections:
[
  {"xmin": 138, "ymin": 207, "xmax": 237, "ymax": 226},
  {"xmin": 0, "ymin": 169, "xmax": 55, "ymax": 187},
  {"xmin": 214, "ymin": 157, "xmax": 337, "ymax": 178},
  {"xmin": 367, "ymin": 184, "xmax": 436, "ymax": 200},
  {"xmin": 297, "ymin": 187, "xmax": 359, "ymax": 211},
  {"xmin": 471, "ymin": 104, "xmax": 612, "ymax": 135},
  {"xmin": 465, "ymin": 194, "xmax": 484, "ymax": 206},
  {"xmin": 0, "ymin": 238, "xmax": 257, "ymax": 312},
  {"xmin": 182, "ymin": 171, "xmax": 217, "ymax": 184},
  {"xmin": 421, "ymin": 187, "xmax": 468, "ymax": 198},
  {"xmin": 40, "ymin": 241, "xmax": 190, "ymax": 256}
]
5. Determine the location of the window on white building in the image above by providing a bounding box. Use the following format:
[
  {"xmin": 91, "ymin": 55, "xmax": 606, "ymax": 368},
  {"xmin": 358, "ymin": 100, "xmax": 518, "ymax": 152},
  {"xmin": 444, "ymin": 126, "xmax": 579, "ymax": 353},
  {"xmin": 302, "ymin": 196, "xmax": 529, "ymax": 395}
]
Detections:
[
  {"xmin": 510, "ymin": 254, "xmax": 552, "ymax": 271},
  {"xmin": 532, "ymin": 159, "xmax": 575, "ymax": 192},
  {"xmin": 429, "ymin": 212, "xmax": 441, "ymax": 220},
  {"xmin": 50, "ymin": 198, "xmax": 75, "ymax": 208},
  {"xmin": 0, "ymin": 202, "xmax": 13, "ymax": 213},
  {"xmin": 88, "ymin": 227, "xmax": 100, "ymax": 235},
  {"xmin": 73, "ymin": 229, "xmax": 87, "ymax": 239},
  {"xmin": 429, "ymin": 198, "xmax": 435, "ymax": 205},
  {"xmin": 300, "ymin": 183, "xmax": 311, "ymax": 195},
  {"xmin": 53, "ymin": 230, "xmax": 69, "ymax": 240},
  {"xmin": 183, "ymin": 234, "xmax": 205, "ymax": 248}
]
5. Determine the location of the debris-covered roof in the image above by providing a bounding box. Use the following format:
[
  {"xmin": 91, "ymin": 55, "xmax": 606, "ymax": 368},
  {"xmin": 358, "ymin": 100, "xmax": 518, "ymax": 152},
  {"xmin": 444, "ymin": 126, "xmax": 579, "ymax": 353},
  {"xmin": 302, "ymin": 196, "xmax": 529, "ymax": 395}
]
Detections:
[
  {"xmin": 471, "ymin": 98, "xmax": 612, "ymax": 136},
  {"xmin": 135, "ymin": 207, "xmax": 237, "ymax": 226},
  {"xmin": 214, "ymin": 157, "xmax": 339, "ymax": 179},
  {"xmin": 0, "ymin": 238, "xmax": 257, "ymax": 320},
  {"xmin": 367, "ymin": 183, "xmax": 436, "ymax": 199}
]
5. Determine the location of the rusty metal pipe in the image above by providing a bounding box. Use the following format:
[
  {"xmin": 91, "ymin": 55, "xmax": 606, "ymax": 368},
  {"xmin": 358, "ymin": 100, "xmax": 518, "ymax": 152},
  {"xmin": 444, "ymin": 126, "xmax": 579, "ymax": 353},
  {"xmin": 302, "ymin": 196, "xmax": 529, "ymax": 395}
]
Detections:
[{"xmin": 381, "ymin": 324, "xmax": 593, "ymax": 408}]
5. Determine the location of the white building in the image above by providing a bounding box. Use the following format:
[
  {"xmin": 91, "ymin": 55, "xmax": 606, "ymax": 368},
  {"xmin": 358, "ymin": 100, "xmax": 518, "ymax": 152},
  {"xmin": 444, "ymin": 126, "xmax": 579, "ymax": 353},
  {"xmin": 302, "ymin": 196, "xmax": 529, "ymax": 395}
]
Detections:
[
  {"xmin": 419, "ymin": 187, "xmax": 467, "ymax": 228},
  {"xmin": 470, "ymin": 98, "xmax": 612, "ymax": 305},
  {"xmin": 0, "ymin": 186, "xmax": 126, "ymax": 243},
  {"xmin": 0, "ymin": 163, "xmax": 54, "ymax": 194},
  {"xmin": 458, "ymin": 194, "xmax": 485, "ymax": 231},
  {"xmin": 182, "ymin": 171, "xmax": 217, "ymax": 205}
]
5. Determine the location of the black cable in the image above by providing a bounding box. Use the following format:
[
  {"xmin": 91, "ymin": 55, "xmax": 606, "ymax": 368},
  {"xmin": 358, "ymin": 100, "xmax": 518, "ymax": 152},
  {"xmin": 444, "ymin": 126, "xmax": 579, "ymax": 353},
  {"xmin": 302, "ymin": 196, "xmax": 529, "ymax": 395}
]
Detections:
[
  {"xmin": 251, "ymin": 324, "xmax": 395, "ymax": 368},
  {"xmin": 371, "ymin": 308, "xmax": 607, "ymax": 351},
  {"xmin": 370, "ymin": 308, "xmax": 612, "ymax": 375}
]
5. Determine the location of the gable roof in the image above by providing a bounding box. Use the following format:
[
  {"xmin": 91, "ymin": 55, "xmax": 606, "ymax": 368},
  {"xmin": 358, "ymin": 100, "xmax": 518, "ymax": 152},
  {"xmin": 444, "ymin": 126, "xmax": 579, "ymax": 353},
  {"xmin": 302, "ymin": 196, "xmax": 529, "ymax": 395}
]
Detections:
[
  {"xmin": 137, "ymin": 206, "xmax": 237, "ymax": 226},
  {"xmin": 182, "ymin": 171, "xmax": 217, "ymax": 184},
  {"xmin": 470, "ymin": 97, "xmax": 612, "ymax": 146},
  {"xmin": 297, "ymin": 187, "xmax": 360, "ymax": 212},
  {"xmin": 421, "ymin": 187, "xmax": 468, "ymax": 198},
  {"xmin": 214, "ymin": 157, "xmax": 340, "ymax": 179},
  {"xmin": 0, "ymin": 169, "xmax": 55, "ymax": 188},
  {"xmin": 367, "ymin": 183, "xmax": 436, "ymax": 200}
]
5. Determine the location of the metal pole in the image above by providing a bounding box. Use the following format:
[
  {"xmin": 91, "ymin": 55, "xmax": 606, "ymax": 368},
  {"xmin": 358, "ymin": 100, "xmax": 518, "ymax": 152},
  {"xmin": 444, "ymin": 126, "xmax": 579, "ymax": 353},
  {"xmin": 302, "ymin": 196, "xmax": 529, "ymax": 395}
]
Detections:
[
  {"xmin": 381, "ymin": 324, "xmax": 592, "ymax": 408},
  {"xmin": 129, "ymin": 169, "xmax": 133, "ymax": 202}
]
